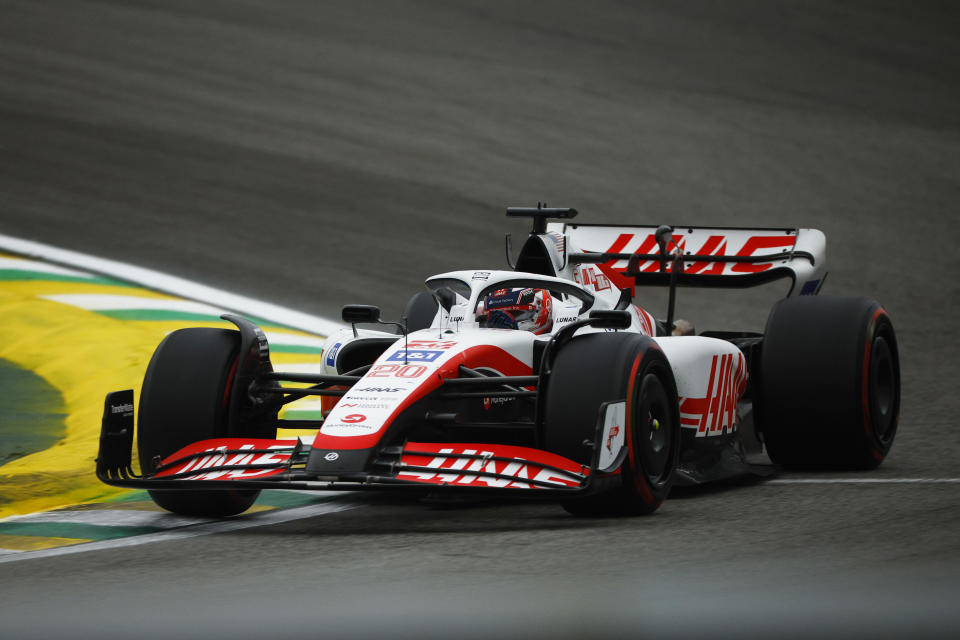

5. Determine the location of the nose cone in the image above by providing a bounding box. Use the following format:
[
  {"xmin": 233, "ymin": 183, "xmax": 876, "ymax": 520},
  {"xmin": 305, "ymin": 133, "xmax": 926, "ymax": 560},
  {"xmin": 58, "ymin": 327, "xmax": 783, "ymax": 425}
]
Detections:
[{"xmin": 304, "ymin": 446, "xmax": 373, "ymax": 475}]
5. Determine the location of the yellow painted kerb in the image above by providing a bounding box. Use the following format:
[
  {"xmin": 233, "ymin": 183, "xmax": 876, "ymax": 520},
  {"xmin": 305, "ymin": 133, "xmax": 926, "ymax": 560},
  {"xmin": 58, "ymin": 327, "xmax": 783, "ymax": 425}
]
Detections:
[{"xmin": 0, "ymin": 264, "xmax": 326, "ymax": 519}]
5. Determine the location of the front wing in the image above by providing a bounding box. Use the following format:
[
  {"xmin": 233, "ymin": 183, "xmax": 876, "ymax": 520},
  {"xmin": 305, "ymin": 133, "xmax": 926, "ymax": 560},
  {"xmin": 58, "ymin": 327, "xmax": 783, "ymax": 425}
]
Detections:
[{"xmin": 96, "ymin": 391, "xmax": 622, "ymax": 498}]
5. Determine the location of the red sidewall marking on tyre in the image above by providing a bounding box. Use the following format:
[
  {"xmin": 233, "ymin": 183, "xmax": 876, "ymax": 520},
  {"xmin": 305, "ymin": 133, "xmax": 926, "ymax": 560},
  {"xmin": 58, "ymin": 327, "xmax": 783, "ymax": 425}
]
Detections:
[
  {"xmin": 625, "ymin": 349, "xmax": 655, "ymax": 504},
  {"xmin": 222, "ymin": 355, "xmax": 240, "ymax": 409}
]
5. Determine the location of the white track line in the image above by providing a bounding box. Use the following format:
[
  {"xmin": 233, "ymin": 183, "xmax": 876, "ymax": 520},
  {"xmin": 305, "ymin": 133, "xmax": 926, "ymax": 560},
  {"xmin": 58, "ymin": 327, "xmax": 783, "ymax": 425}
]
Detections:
[
  {"xmin": 0, "ymin": 233, "xmax": 344, "ymax": 335},
  {"xmin": 263, "ymin": 331, "xmax": 328, "ymax": 348},
  {"xmin": 2, "ymin": 509, "xmax": 209, "ymax": 528},
  {"xmin": 767, "ymin": 478, "xmax": 960, "ymax": 485},
  {"xmin": 0, "ymin": 257, "xmax": 93, "ymax": 278},
  {"xmin": 42, "ymin": 293, "xmax": 226, "ymax": 315},
  {"xmin": 0, "ymin": 499, "xmax": 360, "ymax": 565}
]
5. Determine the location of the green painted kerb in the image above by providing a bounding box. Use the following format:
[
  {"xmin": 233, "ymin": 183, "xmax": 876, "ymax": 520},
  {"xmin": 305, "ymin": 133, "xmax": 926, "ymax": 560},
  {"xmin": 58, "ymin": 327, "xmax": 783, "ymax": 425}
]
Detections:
[
  {"xmin": 0, "ymin": 359, "xmax": 67, "ymax": 467},
  {"xmin": 97, "ymin": 309, "xmax": 226, "ymax": 323},
  {"xmin": 0, "ymin": 521, "xmax": 165, "ymax": 540}
]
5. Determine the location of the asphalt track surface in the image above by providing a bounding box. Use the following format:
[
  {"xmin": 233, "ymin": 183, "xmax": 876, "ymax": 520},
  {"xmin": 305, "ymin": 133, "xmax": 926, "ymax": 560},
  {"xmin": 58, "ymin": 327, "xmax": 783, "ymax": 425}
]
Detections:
[{"xmin": 1, "ymin": 1, "xmax": 959, "ymax": 637}]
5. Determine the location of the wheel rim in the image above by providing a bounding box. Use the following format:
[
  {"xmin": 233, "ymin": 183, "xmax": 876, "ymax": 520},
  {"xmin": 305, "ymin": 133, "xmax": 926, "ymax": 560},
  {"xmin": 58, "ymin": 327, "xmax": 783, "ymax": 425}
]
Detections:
[
  {"xmin": 869, "ymin": 333, "xmax": 897, "ymax": 444},
  {"xmin": 636, "ymin": 373, "xmax": 674, "ymax": 486}
]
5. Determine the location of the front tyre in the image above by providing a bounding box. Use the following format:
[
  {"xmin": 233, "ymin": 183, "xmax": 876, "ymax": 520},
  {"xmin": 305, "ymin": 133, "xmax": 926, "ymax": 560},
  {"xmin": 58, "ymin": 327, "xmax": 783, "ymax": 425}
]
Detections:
[
  {"xmin": 758, "ymin": 296, "xmax": 900, "ymax": 469},
  {"xmin": 138, "ymin": 328, "xmax": 263, "ymax": 517},
  {"xmin": 543, "ymin": 333, "xmax": 680, "ymax": 516}
]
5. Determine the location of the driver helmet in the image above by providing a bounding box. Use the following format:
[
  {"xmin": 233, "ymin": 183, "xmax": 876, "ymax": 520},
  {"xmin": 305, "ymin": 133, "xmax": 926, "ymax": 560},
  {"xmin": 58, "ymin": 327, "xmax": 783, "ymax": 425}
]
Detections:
[{"xmin": 477, "ymin": 287, "xmax": 553, "ymax": 334}]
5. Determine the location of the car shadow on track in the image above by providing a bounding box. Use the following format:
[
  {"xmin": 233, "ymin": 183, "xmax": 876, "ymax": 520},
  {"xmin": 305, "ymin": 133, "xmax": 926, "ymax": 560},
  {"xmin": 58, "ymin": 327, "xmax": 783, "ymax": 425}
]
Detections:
[
  {"xmin": 224, "ymin": 492, "xmax": 660, "ymax": 538},
  {"xmin": 667, "ymin": 474, "xmax": 771, "ymax": 500},
  {"xmin": 218, "ymin": 481, "xmax": 748, "ymax": 540}
]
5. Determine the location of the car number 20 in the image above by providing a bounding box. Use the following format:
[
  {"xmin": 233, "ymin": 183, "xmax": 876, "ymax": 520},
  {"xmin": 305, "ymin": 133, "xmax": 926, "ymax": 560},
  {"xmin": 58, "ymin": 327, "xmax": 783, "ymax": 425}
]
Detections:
[{"xmin": 368, "ymin": 364, "xmax": 428, "ymax": 378}]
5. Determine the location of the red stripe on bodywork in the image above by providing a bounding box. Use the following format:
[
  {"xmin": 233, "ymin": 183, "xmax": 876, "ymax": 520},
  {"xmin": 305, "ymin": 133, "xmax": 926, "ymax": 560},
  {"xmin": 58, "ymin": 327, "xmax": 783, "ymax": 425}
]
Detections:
[
  {"xmin": 710, "ymin": 354, "xmax": 728, "ymax": 433},
  {"xmin": 685, "ymin": 235, "xmax": 727, "ymax": 275},
  {"xmin": 606, "ymin": 233, "xmax": 634, "ymax": 255},
  {"xmin": 730, "ymin": 236, "xmax": 797, "ymax": 273},
  {"xmin": 312, "ymin": 345, "xmax": 532, "ymax": 451},
  {"xmin": 594, "ymin": 234, "xmax": 659, "ymax": 295},
  {"xmin": 699, "ymin": 355, "xmax": 719, "ymax": 434}
]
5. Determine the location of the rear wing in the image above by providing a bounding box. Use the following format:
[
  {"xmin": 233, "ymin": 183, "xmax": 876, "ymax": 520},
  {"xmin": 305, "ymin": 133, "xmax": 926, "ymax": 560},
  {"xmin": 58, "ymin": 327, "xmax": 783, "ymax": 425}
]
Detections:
[{"xmin": 549, "ymin": 223, "xmax": 827, "ymax": 296}]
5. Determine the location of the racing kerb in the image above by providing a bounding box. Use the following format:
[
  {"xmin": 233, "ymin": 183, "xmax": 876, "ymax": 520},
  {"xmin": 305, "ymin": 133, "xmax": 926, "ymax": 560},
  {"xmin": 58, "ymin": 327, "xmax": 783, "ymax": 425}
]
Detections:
[{"xmin": 0, "ymin": 233, "xmax": 343, "ymax": 540}]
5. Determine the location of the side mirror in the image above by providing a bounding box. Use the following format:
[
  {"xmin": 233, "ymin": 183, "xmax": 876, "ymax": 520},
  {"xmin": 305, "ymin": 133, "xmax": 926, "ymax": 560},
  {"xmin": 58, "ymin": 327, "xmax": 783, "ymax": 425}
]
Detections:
[
  {"xmin": 342, "ymin": 305, "xmax": 381, "ymax": 324},
  {"xmin": 434, "ymin": 287, "xmax": 457, "ymax": 312},
  {"xmin": 588, "ymin": 310, "xmax": 631, "ymax": 330}
]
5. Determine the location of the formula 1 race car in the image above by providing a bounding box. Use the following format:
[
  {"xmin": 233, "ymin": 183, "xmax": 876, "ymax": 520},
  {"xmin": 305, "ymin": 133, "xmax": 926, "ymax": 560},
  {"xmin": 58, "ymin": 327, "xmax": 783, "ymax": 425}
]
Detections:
[{"xmin": 97, "ymin": 206, "xmax": 901, "ymax": 517}]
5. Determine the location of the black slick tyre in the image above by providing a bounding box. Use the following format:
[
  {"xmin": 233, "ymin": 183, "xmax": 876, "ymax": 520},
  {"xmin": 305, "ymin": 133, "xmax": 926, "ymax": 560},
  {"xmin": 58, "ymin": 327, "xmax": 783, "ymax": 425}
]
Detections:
[
  {"xmin": 758, "ymin": 296, "xmax": 900, "ymax": 469},
  {"xmin": 543, "ymin": 332, "xmax": 680, "ymax": 516},
  {"xmin": 138, "ymin": 328, "xmax": 262, "ymax": 517}
]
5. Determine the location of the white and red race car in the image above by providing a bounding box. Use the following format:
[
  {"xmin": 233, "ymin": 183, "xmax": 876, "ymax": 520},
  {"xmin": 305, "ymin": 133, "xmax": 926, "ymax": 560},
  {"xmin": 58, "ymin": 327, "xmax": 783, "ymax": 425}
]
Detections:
[{"xmin": 97, "ymin": 206, "xmax": 901, "ymax": 517}]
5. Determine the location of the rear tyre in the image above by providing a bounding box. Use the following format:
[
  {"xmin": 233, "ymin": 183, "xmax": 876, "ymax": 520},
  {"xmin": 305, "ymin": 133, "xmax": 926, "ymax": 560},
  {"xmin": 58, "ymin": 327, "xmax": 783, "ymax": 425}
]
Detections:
[
  {"xmin": 138, "ymin": 328, "xmax": 263, "ymax": 517},
  {"xmin": 758, "ymin": 296, "xmax": 900, "ymax": 469},
  {"xmin": 543, "ymin": 333, "xmax": 680, "ymax": 516}
]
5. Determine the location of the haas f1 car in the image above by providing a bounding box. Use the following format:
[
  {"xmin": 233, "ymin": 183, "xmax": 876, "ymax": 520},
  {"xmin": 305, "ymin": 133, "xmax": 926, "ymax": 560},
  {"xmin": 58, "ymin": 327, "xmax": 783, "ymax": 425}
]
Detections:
[{"xmin": 97, "ymin": 207, "xmax": 900, "ymax": 517}]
